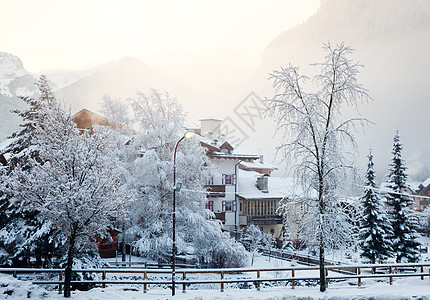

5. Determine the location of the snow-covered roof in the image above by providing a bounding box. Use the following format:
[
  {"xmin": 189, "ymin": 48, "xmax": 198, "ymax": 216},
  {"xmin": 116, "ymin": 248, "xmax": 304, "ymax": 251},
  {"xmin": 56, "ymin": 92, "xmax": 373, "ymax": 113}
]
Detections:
[
  {"xmin": 0, "ymin": 139, "xmax": 11, "ymax": 152},
  {"xmin": 211, "ymin": 151, "xmax": 261, "ymax": 160},
  {"xmin": 379, "ymin": 181, "xmax": 414, "ymax": 194},
  {"xmin": 420, "ymin": 176, "xmax": 430, "ymax": 189},
  {"xmin": 0, "ymin": 138, "xmax": 14, "ymax": 158},
  {"xmin": 237, "ymin": 169, "xmax": 306, "ymax": 199},
  {"xmin": 379, "ymin": 181, "xmax": 391, "ymax": 194},
  {"xmin": 409, "ymin": 180, "xmax": 422, "ymax": 192},
  {"xmin": 198, "ymin": 135, "xmax": 261, "ymax": 160},
  {"xmin": 73, "ymin": 107, "xmax": 106, "ymax": 118},
  {"xmin": 199, "ymin": 117, "xmax": 222, "ymax": 121},
  {"xmin": 240, "ymin": 161, "xmax": 278, "ymax": 170}
]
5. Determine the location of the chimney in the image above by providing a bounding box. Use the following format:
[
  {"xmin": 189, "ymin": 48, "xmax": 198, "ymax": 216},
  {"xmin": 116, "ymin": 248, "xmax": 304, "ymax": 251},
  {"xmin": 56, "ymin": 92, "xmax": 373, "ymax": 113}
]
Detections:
[
  {"xmin": 257, "ymin": 175, "xmax": 269, "ymax": 193},
  {"xmin": 200, "ymin": 118, "xmax": 221, "ymax": 138}
]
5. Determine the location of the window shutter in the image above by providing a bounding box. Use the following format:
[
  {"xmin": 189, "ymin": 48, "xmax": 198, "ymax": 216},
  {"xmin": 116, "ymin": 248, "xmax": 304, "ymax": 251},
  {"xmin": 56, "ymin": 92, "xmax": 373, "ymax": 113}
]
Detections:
[
  {"xmin": 233, "ymin": 200, "xmax": 237, "ymax": 212},
  {"xmin": 222, "ymin": 201, "xmax": 226, "ymax": 212},
  {"xmin": 233, "ymin": 174, "xmax": 237, "ymax": 185},
  {"xmin": 222, "ymin": 174, "xmax": 226, "ymax": 185}
]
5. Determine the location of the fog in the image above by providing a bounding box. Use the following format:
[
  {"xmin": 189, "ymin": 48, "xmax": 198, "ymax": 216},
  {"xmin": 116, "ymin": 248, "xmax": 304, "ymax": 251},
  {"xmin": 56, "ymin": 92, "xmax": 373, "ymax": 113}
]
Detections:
[{"xmin": 1, "ymin": 0, "xmax": 430, "ymax": 182}]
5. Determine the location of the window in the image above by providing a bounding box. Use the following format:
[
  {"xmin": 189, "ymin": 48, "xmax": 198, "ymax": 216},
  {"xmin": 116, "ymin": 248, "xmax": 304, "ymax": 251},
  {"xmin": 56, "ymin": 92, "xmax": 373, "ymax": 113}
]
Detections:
[
  {"xmin": 79, "ymin": 126, "xmax": 93, "ymax": 135},
  {"xmin": 232, "ymin": 200, "xmax": 237, "ymax": 212},
  {"xmin": 223, "ymin": 174, "xmax": 231, "ymax": 184},
  {"xmin": 222, "ymin": 174, "xmax": 237, "ymax": 185},
  {"xmin": 206, "ymin": 201, "xmax": 213, "ymax": 211},
  {"xmin": 207, "ymin": 177, "xmax": 213, "ymax": 185},
  {"xmin": 224, "ymin": 201, "xmax": 233, "ymax": 211}
]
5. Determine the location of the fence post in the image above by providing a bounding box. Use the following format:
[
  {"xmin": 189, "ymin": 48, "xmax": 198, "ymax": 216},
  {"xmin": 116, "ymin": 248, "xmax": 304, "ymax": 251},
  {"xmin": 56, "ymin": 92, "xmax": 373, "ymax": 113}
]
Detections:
[
  {"xmin": 143, "ymin": 271, "xmax": 147, "ymax": 293},
  {"xmin": 291, "ymin": 269, "xmax": 295, "ymax": 289},
  {"xmin": 389, "ymin": 266, "xmax": 393, "ymax": 285},
  {"xmin": 325, "ymin": 268, "xmax": 329, "ymax": 287},
  {"xmin": 220, "ymin": 271, "xmax": 224, "ymax": 292},
  {"xmin": 59, "ymin": 271, "xmax": 63, "ymax": 294},
  {"xmin": 256, "ymin": 270, "xmax": 260, "ymax": 291},
  {"xmin": 102, "ymin": 271, "xmax": 106, "ymax": 288},
  {"xmin": 421, "ymin": 265, "xmax": 424, "ymax": 280},
  {"xmin": 357, "ymin": 267, "xmax": 361, "ymax": 286},
  {"xmin": 182, "ymin": 272, "xmax": 186, "ymax": 293}
]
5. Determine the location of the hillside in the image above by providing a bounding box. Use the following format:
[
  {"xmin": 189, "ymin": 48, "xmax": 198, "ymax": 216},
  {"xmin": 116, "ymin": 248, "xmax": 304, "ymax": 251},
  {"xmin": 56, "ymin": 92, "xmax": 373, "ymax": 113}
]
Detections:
[
  {"xmin": 53, "ymin": 57, "xmax": 192, "ymax": 113},
  {"xmin": 251, "ymin": 0, "xmax": 430, "ymax": 178},
  {"xmin": 0, "ymin": 52, "xmax": 39, "ymax": 140}
]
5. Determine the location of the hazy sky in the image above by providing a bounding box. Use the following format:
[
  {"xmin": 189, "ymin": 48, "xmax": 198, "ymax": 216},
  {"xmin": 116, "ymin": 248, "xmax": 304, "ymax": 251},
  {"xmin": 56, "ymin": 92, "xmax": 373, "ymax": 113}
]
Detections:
[{"xmin": 0, "ymin": 0, "xmax": 319, "ymax": 73}]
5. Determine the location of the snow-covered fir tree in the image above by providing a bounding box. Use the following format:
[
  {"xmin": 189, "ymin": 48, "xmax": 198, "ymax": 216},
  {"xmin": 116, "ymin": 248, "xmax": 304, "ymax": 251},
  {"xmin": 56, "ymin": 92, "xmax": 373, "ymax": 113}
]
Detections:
[
  {"xmin": 5, "ymin": 100, "xmax": 128, "ymax": 297},
  {"xmin": 386, "ymin": 131, "xmax": 420, "ymax": 263},
  {"xmin": 123, "ymin": 90, "xmax": 246, "ymax": 267},
  {"xmin": 359, "ymin": 150, "xmax": 393, "ymax": 263},
  {"xmin": 2, "ymin": 75, "xmax": 56, "ymax": 171},
  {"xmin": 0, "ymin": 75, "xmax": 58, "ymax": 266}
]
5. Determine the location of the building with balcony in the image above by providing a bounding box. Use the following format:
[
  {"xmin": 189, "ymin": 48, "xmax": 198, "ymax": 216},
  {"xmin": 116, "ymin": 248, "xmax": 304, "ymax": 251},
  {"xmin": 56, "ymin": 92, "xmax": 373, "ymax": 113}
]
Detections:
[{"xmin": 196, "ymin": 118, "xmax": 303, "ymax": 241}]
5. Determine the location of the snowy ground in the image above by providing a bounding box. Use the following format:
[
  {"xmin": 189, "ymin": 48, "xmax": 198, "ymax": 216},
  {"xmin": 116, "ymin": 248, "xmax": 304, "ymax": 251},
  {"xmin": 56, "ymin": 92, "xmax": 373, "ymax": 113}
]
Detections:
[
  {"xmin": 291, "ymin": 234, "xmax": 430, "ymax": 264},
  {"xmin": 2, "ymin": 254, "xmax": 430, "ymax": 299},
  {"xmin": 1, "ymin": 271, "xmax": 430, "ymax": 300}
]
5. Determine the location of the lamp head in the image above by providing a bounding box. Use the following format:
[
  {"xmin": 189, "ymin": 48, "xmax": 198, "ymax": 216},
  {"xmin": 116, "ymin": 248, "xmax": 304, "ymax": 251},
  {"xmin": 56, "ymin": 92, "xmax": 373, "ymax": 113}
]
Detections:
[{"xmin": 184, "ymin": 130, "xmax": 195, "ymax": 139}]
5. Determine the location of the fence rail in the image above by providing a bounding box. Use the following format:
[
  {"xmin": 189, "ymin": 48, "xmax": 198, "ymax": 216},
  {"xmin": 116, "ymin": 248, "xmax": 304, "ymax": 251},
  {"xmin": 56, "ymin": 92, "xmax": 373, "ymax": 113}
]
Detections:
[{"xmin": 1, "ymin": 262, "xmax": 430, "ymax": 293}]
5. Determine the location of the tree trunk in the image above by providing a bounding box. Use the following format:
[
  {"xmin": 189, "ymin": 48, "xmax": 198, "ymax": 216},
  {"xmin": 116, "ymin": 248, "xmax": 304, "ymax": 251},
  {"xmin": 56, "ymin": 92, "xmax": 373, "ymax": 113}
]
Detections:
[
  {"xmin": 121, "ymin": 223, "xmax": 126, "ymax": 262},
  {"xmin": 64, "ymin": 224, "xmax": 78, "ymax": 298},
  {"xmin": 318, "ymin": 184, "xmax": 326, "ymax": 292},
  {"xmin": 319, "ymin": 234, "xmax": 326, "ymax": 292}
]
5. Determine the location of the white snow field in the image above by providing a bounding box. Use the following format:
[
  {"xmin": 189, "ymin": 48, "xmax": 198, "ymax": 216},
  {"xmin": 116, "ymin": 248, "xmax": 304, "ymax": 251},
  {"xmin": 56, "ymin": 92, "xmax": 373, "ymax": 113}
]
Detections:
[{"xmin": 1, "ymin": 255, "xmax": 430, "ymax": 300}]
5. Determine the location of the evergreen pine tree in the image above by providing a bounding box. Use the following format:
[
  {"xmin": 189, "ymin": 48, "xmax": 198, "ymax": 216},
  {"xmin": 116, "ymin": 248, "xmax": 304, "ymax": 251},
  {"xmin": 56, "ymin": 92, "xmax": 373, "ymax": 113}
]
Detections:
[
  {"xmin": 1, "ymin": 75, "xmax": 56, "ymax": 171},
  {"xmin": 0, "ymin": 75, "xmax": 58, "ymax": 266},
  {"xmin": 359, "ymin": 150, "xmax": 393, "ymax": 263},
  {"xmin": 386, "ymin": 131, "xmax": 420, "ymax": 263}
]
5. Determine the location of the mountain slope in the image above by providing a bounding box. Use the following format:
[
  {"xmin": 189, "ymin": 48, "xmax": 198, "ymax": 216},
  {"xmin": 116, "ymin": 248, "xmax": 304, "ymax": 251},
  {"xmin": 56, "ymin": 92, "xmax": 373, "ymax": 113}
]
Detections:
[
  {"xmin": 252, "ymin": 0, "xmax": 430, "ymax": 177},
  {"xmin": 0, "ymin": 52, "xmax": 38, "ymax": 98},
  {"xmin": 54, "ymin": 57, "xmax": 192, "ymax": 113},
  {"xmin": 0, "ymin": 52, "xmax": 39, "ymax": 141}
]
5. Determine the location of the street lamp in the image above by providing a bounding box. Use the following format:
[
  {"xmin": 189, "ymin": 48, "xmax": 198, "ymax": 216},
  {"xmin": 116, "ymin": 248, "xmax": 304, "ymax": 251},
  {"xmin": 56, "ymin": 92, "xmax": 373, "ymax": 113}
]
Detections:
[{"xmin": 172, "ymin": 130, "xmax": 195, "ymax": 296}]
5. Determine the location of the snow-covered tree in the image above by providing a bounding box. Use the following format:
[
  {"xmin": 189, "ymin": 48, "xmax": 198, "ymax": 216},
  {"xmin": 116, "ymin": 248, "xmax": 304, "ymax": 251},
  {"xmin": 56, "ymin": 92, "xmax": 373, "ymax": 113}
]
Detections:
[
  {"xmin": 386, "ymin": 131, "xmax": 420, "ymax": 263},
  {"xmin": 241, "ymin": 224, "xmax": 270, "ymax": 266},
  {"xmin": 359, "ymin": 150, "xmax": 393, "ymax": 263},
  {"xmin": 4, "ymin": 101, "xmax": 128, "ymax": 297},
  {"xmin": 266, "ymin": 43, "xmax": 371, "ymax": 292},
  {"xmin": 100, "ymin": 95, "xmax": 132, "ymax": 135},
  {"xmin": 2, "ymin": 75, "xmax": 56, "ymax": 171},
  {"xmin": 0, "ymin": 75, "xmax": 58, "ymax": 266},
  {"xmin": 125, "ymin": 90, "xmax": 246, "ymax": 267},
  {"xmin": 99, "ymin": 95, "xmax": 135, "ymax": 262},
  {"xmin": 423, "ymin": 208, "xmax": 430, "ymax": 236},
  {"xmin": 281, "ymin": 223, "xmax": 294, "ymax": 252}
]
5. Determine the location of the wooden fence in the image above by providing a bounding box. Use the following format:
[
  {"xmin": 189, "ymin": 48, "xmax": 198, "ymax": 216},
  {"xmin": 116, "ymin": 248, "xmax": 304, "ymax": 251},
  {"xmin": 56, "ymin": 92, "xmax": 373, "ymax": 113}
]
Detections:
[{"xmin": 1, "ymin": 262, "xmax": 429, "ymax": 293}]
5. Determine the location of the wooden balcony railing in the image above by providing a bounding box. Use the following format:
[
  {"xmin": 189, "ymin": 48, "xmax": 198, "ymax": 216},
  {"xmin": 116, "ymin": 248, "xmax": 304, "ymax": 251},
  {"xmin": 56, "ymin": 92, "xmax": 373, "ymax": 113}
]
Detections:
[{"xmin": 206, "ymin": 185, "xmax": 225, "ymax": 197}]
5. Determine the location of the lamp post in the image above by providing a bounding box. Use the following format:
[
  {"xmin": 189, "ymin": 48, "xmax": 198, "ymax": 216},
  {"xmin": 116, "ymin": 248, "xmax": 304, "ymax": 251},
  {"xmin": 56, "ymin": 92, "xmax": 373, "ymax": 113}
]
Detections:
[{"xmin": 172, "ymin": 130, "xmax": 195, "ymax": 296}]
